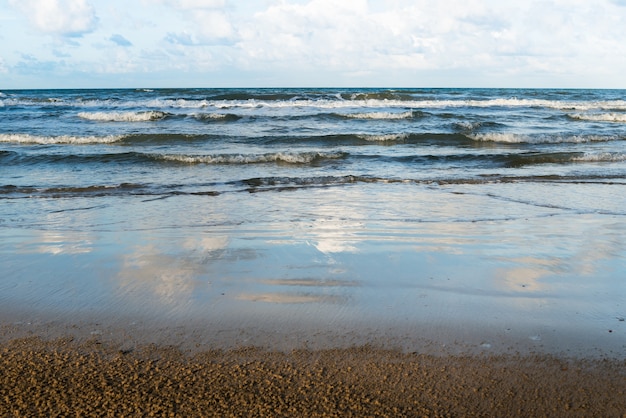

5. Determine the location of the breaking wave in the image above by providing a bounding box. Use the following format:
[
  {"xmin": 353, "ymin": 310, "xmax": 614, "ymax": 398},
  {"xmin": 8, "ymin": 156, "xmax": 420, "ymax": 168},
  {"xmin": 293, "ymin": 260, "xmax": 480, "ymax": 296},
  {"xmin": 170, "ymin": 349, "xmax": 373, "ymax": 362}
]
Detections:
[
  {"xmin": 469, "ymin": 133, "xmax": 621, "ymax": 144},
  {"xmin": 568, "ymin": 113, "xmax": 626, "ymax": 123},
  {"xmin": 572, "ymin": 152, "xmax": 626, "ymax": 162},
  {"xmin": 344, "ymin": 110, "xmax": 418, "ymax": 120},
  {"xmin": 192, "ymin": 112, "xmax": 241, "ymax": 122},
  {"xmin": 159, "ymin": 151, "xmax": 347, "ymax": 165},
  {"xmin": 77, "ymin": 111, "xmax": 169, "ymax": 122},
  {"xmin": 356, "ymin": 133, "xmax": 410, "ymax": 142},
  {"xmin": 0, "ymin": 133, "xmax": 124, "ymax": 144},
  {"xmin": 4, "ymin": 92, "xmax": 626, "ymax": 113}
]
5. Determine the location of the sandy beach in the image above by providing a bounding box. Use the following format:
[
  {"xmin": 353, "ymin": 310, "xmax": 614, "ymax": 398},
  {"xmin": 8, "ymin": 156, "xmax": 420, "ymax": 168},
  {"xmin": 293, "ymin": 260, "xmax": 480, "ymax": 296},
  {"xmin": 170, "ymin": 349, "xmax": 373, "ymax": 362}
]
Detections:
[{"xmin": 1, "ymin": 328, "xmax": 625, "ymax": 417}]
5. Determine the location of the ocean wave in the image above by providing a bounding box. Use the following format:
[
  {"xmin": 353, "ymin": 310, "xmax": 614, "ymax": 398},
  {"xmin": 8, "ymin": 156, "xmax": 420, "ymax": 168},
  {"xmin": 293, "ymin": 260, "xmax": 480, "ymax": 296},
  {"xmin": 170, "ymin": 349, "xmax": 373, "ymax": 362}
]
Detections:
[
  {"xmin": 159, "ymin": 151, "xmax": 347, "ymax": 165},
  {"xmin": 452, "ymin": 121, "xmax": 504, "ymax": 132},
  {"xmin": 4, "ymin": 94, "xmax": 626, "ymax": 112},
  {"xmin": 0, "ymin": 133, "xmax": 124, "ymax": 144},
  {"xmin": 192, "ymin": 112, "xmax": 241, "ymax": 122},
  {"xmin": 0, "ymin": 151, "xmax": 155, "ymax": 166},
  {"xmin": 567, "ymin": 112, "xmax": 626, "ymax": 123},
  {"xmin": 0, "ymin": 97, "xmax": 87, "ymax": 107},
  {"xmin": 427, "ymin": 98, "xmax": 626, "ymax": 111},
  {"xmin": 206, "ymin": 92, "xmax": 307, "ymax": 101},
  {"xmin": 503, "ymin": 152, "xmax": 584, "ymax": 168},
  {"xmin": 572, "ymin": 152, "xmax": 626, "ymax": 162},
  {"xmin": 77, "ymin": 111, "xmax": 169, "ymax": 122},
  {"xmin": 344, "ymin": 110, "xmax": 417, "ymax": 120},
  {"xmin": 117, "ymin": 133, "xmax": 219, "ymax": 145},
  {"xmin": 259, "ymin": 133, "xmax": 473, "ymax": 147},
  {"xmin": 239, "ymin": 175, "xmax": 395, "ymax": 189},
  {"xmin": 356, "ymin": 133, "xmax": 410, "ymax": 142},
  {"xmin": 236, "ymin": 173, "xmax": 625, "ymax": 190},
  {"xmin": 469, "ymin": 133, "xmax": 620, "ymax": 144},
  {"xmin": 340, "ymin": 91, "xmax": 418, "ymax": 101},
  {"xmin": 205, "ymin": 97, "xmax": 626, "ymax": 111},
  {"xmin": 0, "ymin": 183, "xmax": 147, "ymax": 198},
  {"xmin": 453, "ymin": 121, "xmax": 482, "ymax": 131},
  {"xmin": 0, "ymin": 150, "xmax": 17, "ymax": 163}
]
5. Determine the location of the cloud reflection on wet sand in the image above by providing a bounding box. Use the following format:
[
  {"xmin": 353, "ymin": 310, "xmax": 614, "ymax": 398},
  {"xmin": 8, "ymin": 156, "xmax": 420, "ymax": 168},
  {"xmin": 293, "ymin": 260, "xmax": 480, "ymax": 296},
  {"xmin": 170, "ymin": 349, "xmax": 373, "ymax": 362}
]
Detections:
[{"xmin": 236, "ymin": 293, "xmax": 345, "ymax": 304}]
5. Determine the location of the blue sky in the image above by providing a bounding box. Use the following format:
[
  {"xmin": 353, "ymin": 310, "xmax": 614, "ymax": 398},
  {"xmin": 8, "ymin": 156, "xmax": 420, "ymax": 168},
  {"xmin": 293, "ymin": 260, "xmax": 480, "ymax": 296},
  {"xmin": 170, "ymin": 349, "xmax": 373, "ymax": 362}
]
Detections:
[{"xmin": 2, "ymin": 0, "xmax": 626, "ymax": 89}]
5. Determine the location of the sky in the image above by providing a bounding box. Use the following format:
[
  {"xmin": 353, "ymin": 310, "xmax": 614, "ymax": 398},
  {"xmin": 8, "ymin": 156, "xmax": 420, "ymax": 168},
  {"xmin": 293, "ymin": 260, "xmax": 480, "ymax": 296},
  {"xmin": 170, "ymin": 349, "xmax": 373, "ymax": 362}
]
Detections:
[{"xmin": 1, "ymin": 0, "xmax": 626, "ymax": 89}]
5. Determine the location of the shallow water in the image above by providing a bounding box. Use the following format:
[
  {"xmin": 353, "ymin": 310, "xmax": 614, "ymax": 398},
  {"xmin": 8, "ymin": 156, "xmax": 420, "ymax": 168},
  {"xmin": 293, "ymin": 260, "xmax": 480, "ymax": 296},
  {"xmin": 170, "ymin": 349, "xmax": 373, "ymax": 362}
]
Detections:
[{"xmin": 1, "ymin": 181, "xmax": 624, "ymax": 356}]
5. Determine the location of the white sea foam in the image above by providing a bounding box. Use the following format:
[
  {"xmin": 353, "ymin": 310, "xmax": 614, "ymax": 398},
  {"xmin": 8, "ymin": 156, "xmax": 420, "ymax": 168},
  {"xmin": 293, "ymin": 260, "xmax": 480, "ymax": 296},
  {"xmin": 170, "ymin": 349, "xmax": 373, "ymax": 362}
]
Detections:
[
  {"xmin": 202, "ymin": 97, "xmax": 626, "ymax": 112},
  {"xmin": 346, "ymin": 111, "xmax": 415, "ymax": 120},
  {"xmin": 160, "ymin": 151, "xmax": 345, "ymax": 164},
  {"xmin": 470, "ymin": 133, "xmax": 617, "ymax": 144},
  {"xmin": 573, "ymin": 152, "xmax": 626, "ymax": 162},
  {"xmin": 357, "ymin": 133, "xmax": 409, "ymax": 142},
  {"xmin": 444, "ymin": 98, "xmax": 626, "ymax": 111},
  {"xmin": 4, "ymin": 94, "xmax": 626, "ymax": 113},
  {"xmin": 128, "ymin": 97, "xmax": 626, "ymax": 112},
  {"xmin": 0, "ymin": 133, "xmax": 124, "ymax": 144},
  {"xmin": 568, "ymin": 112, "xmax": 626, "ymax": 123},
  {"xmin": 193, "ymin": 113, "xmax": 230, "ymax": 121},
  {"xmin": 454, "ymin": 121, "xmax": 484, "ymax": 131},
  {"xmin": 77, "ymin": 111, "xmax": 168, "ymax": 122}
]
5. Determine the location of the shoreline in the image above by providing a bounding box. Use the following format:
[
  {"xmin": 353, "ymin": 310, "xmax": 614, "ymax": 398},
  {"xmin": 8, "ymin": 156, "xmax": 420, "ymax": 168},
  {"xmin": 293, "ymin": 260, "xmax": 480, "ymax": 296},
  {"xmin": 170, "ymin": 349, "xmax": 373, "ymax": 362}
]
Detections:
[
  {"xmin": 2, "ymin": 300, "xmax": 624, "ymax": 360},
  {"xmin": 1, "ymin": 289, "xmax": 624, "ymax": 416},
  {"xmin": 1, "ymin": 331, "xmax": 625, "ymax": 417}
]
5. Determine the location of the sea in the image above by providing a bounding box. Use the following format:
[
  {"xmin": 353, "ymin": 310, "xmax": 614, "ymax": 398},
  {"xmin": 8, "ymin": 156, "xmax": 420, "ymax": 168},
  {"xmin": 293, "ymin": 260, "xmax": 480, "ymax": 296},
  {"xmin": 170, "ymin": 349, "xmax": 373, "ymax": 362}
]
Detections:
[{"xmin": 1, "ymin": 88, "xmax": 625, "ymax": 356}]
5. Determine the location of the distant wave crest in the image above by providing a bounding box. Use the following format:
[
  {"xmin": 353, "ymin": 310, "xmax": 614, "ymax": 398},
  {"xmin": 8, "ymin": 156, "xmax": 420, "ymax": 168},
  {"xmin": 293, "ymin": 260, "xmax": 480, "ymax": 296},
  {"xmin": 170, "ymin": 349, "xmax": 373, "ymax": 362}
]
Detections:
[
  {"xmin": 215, "ymin": 97, "xmax": 626, "ymax": 111},
  {"xmin": 0, "ymin": 133, "xmax": 124, "ymax": 144},
  {"xmin": 4, "ymin": 94, "xmax": 626, "ymax": 113}
]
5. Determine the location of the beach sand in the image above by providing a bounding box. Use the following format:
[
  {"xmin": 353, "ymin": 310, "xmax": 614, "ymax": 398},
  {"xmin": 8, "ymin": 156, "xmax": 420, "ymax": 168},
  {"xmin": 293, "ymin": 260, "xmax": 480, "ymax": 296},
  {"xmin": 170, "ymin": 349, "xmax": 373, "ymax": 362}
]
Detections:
[{"xmin": 1, "ymin": 327, "xmax": 625, "ymax": 417}]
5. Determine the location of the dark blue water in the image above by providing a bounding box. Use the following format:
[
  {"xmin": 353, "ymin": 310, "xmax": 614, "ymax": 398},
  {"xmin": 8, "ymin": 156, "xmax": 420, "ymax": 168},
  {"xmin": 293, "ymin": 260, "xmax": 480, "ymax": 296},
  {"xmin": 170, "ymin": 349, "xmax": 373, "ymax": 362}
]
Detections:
[{"xmin": 2, "ymin": 88, "xmax": 625, "ymax": 198}]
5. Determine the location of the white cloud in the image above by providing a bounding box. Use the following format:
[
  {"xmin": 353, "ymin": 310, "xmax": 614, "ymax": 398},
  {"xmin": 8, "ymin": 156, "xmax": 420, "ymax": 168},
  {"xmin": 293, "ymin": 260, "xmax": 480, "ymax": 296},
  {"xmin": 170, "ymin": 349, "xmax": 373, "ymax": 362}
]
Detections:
[
  {"xmin": 2, "ymin": 0, "xmax": 626, "ymax": 87},
  {"xmin": 235, "ymin": 0, "xmax": 509, "ymax": 77},
  {"xmin": 237, "ymin": 0, "xmax": 379, "ymax": 68},
  {"xmin": 166, "ymin": 0, "xmax": 226, "ymax": 9},
  {"xmin": 9, "ymin": 0, "xmax": 98, "ymax": 37},
  {"xmin": 140, "ymin": 0, "xmax": 235, "ymax": 44},
  {"xmin": 193, "ymin": 10, "xmax": 235, "ymax": 41}
]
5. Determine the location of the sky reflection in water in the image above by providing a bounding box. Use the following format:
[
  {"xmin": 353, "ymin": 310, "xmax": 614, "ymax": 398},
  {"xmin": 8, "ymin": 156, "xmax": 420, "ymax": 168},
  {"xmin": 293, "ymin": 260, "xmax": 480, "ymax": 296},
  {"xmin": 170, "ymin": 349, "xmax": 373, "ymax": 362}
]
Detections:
[{"xmin": 1, "ymin": 182, "xmax": 624, "ymax": 355}]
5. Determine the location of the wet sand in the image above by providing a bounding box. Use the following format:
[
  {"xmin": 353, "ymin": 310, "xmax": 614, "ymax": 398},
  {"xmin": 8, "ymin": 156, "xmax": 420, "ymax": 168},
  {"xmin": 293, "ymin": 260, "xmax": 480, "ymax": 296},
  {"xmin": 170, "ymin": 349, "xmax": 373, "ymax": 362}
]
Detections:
[{"xmin": 1, "ymin": 329, "xmax": 625, "ymax": 417}]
